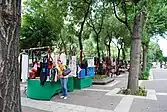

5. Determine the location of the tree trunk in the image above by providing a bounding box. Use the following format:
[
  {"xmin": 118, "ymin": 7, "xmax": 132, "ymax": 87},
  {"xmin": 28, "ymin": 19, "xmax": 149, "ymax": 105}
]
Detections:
[
  {"xmin": 142, "ymin": 44, "xmax": 148, "ymax": 72},
  {"xmin": 96, "ymin": 36, "xmax": 100, "ymax": 61},
  {"xmin": 127, "ymin": 11, "xmax": 144, "ymax": 94},
  {"xmin": 78, "ymin": 2, "xmax": 91, "ymax": 65},
  {"xmin": 0, "ymin": 0, "xmax": 22, "ymax": 112},
  {"xmin": 116, "ymin": 48, "xmax": 121, "ymax": 75},
  {"xmin": 109, "ymin": 40, "xmax": 111, "ymax": 57},
  {"xmin": 60, "ymin": 35, "xmax": 67, "ymax": 55},
  {"xmin": 122, "ymin": 46, "xmax": 126, "ymax": 61},
  {"xmin": 78, "ymin": 36, "xmax": 83, "ymax": 65},
  {"xmin": 96, "ymin": 35, "xmax": 102, "ymax": 74}
]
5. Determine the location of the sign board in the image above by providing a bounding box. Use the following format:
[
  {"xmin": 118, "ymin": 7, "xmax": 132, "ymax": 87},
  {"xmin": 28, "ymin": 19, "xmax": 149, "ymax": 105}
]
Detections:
[
  {"xmin": 21, "ymin": 54, "xmax": 29, "ymax": 82},
  {"xmin": 87, "ymin": 57, "xmax": 94, "ymax": 67},
  {"xmin": 69, "ymin": 56, "xmax": 77, "ymax": 77},
  {"xmin": 60, "ymin": 53, "xmax": 66, "ymax": 65}
]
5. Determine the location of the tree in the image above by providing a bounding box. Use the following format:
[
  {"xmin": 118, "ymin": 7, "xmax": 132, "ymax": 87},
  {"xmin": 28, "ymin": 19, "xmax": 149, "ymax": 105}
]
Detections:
[
  {"xmin": 21, "ymin": 13, "xmax": 54, "ymax": 49},
  {"xmin": 0, "ymin": 0, "xmax": 22, "ymax": 112},
  {"xmin": 141, "ymin": 0, "xmax": 167, "ymax": 71},
  {"xmin": 109, "ymin": 0, "xmax": 146, "ymax": 94},
  {"xmin": 102, "ymin": 13, "xmax": 130, "ymax": 75},
  {"xmin": 149, "ymin": 41, "xmax": 164, "ymax": 62},
  {"xmin": 70, "ymin": 0, "xmax": 92, "ymax": 65},
  {"xmin": 87, "ymin": 0, "xmax": 105, "ymax": 67},
  {"xmin": 21, "ymin": 0, "xmax": 57, "ymax": 49}
]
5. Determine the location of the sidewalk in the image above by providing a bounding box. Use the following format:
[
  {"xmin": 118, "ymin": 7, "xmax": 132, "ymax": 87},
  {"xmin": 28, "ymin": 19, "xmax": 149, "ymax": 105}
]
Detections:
[
  {"xmin": 21, "ymin": 69, "xmax": 167, "ymax": 112},
  {"xmin": 21, "ymin": 73, "xmax": 128, "ymax": 112},
  {"xmin": 130, "ymin": 69, "xmax": 167, "ymax": 112}
]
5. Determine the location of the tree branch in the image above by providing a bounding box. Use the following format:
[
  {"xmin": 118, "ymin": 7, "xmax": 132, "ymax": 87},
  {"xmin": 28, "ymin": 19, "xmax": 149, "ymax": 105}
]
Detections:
[
  {"xmin": 78, "ymin": 0, "xmax": 92, "ymax": 50},
  {"xmin": 87, "ymin": 16, "xmax": 98, "ymax": 35},
  {"xmin": 112, "ymin": 1, "xmax": 126, "ymax": 24},
  {"xmin": 84, "ymin": 0, "xmax": 89, "ymax": 4},
  {"xmin": 112, "ymin": 0, "xmax": 132, "ymax": 34},
  {"xmin": 97, "ymin": 2, "xmax": 105, "ymax": 34}
]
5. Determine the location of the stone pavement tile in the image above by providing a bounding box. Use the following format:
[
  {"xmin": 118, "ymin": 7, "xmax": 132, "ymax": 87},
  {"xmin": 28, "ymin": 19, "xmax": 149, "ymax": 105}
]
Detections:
[
  {"xmin": 86, "ymin": 107, "xmax": 112, "ymax": 112},
  {"xmin": 69, "ymin": 110, "xmax": 81, "ymax": 112},
  {"xmin": 22, "ymin": 97, "xmax": 61, "ymax": 111},
  {"xmin": 53, "ymin": 107, "xmax": 72, "ymax": 112},
  {"xmin": 87, "ymin": 85, "xmax": 116, "ymax": 90},
  {"xmin": 69, "ymin": 110, "xmax": 80, "ymax": 112},
  {"xmin": 73, "ymin": 105, "xmax": 87, "ymax": 111},
  {"xmin": 152, "ymin": 69, "xmax": 167, "ymax": 79},
  {"xmin": 140, "ymin": 80, "xmax": 167, "ymax": 93},
  {"xmin": 52, "ymin": 91, "xmax": 122, "ymax": 111},
  {"xmin": 95, "ymin": 96, "xmax": 122, "ymax": 110},
  {"xmin": 52, "ymin": 91, "xmax": 107, "ymax": 103},
  {"xmin": 52, "ymin": 95, "xmax": 88, "ymax": 106},
  {"xmin": 113, "ymin": 79, "xmax": 128, "ymax": 88},
  {"xmin": 96, "ymin": 109, "xmax": 112, "ymax": 112},
  {"xmin": 114, "ymin": 96, "xmax": 134, "ymax": 112},
  {"xmin": 71, "ymin": 90, "xmax": 107, "ymax": 99},
  {"xmin": 60, "ymin": 103, "xmax": 77, "ymax": 110},
  {"xmin": 156, "ymin": 96, "xmax": 167, "ymax": 110},
  {"xmin": 85, "ymin": 107, "xmax": 99, "ymax": 112},
  {"xmin": 129, "ymin": 98, "xmax": 160, "ymax": 112},
  {"xmin": 22, "ymin": 106, "xmax": 51, "ymax": 112},
  {"xmin": 70, "ymin": 106, "xmax": 112, "ymax": 112}
]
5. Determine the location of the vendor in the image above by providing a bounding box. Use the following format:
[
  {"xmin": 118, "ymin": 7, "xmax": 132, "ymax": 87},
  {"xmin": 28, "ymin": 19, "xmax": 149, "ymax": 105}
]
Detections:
[{"xmin": 57, "ymin": 59, "xmax": 68, "ymax": 100}]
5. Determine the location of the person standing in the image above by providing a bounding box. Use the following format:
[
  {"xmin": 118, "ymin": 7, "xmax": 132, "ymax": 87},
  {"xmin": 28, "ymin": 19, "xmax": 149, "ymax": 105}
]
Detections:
[{"xmin": 57, "ymin": 59, "xmax": 68, "ymax": 99}]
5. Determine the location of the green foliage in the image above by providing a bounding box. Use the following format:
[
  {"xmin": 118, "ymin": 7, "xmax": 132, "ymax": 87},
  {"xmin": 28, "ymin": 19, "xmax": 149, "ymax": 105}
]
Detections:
[
  {"xmin": 120, "ymin": 87, "xmax": 147, "ymax": 96},
  {"xmin": 140, "ymin": 62, "xmax": 152, "ymax": 80},
  {"xmin": 20, "ymin": 0, "xmax": 167, "ymax": 62},
  {"xmin": 20, "ymin": 14, "xmax": 54, "ymax": 49},
  {"xmin": 163, "ymin": 57, "xmax": 167, "ymax": 63},
  {"xmin": 20, "ymin": 0, "xmax": 57, "ymax": 49},
  {"xmin": 140, "ymin": 70, "xmax": 149, "ymax": 80},
  {"xmin": 147, "ymin": 62, "xmax": 152, "ymax": 70},
  {"xmin": 136, "ymin": 87, "xmax": 147, "ymax": 96},
  {"xmin": 149, "ymin": 41, "xmax": 163, "ymax": 62},
  {"xmin": 92, "ymin": 75, "xmax": 108, "ymax": 80}
]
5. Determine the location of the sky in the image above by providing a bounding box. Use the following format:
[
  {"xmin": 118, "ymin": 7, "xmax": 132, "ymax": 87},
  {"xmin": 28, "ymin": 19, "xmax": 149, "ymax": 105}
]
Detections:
[
  {"xmin": 158, "ymin": 38, "xmax": 167, "ymax": 56},
  {"xmin": 152, "ymin": 34, "xmax": 167, "ymax": 57}
]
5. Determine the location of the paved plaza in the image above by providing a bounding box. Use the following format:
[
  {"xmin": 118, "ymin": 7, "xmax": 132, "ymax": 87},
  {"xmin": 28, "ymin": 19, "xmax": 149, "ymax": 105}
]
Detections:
[{"xmin": 21, "ymin": 68, "xmax": 167, "ymax": 112}]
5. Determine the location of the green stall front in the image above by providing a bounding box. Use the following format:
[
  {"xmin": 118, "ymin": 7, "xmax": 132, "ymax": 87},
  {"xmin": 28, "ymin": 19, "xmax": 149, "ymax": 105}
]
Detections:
[
  {"xmin": 27, "ymin": 76, "xmax": 74, "ymax": 100},
  {"xmin": 27, "ymin": 74, "xmax": 93, "ymax": 100}
]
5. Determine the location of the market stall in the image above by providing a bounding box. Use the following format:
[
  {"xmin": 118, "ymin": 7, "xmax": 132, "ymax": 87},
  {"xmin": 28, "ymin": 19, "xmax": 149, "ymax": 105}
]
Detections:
[
  {"xmin": 20, "ymin": 47, "xmax": 95, "ymax": 100},
  {"xmin": 74, "ymin": 57, "xmax": 95, "ymax": 89},
  {"xmin": 20, "ymin": 46, "xmax": 74, "ymax": 100}
]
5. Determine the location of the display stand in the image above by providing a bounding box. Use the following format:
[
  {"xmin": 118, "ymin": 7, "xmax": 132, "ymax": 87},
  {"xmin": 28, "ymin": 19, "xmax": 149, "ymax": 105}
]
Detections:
[
  {"xmin": 27, "ymin": 77, "xmax": 74, "ymax": 100},
  {"xmin": 74, "ymin": 76, "xmax": 92, "ymax": 89},
  {"xmin": 67, "ymin": 76, "xmax": 74, "ymax": 92}
]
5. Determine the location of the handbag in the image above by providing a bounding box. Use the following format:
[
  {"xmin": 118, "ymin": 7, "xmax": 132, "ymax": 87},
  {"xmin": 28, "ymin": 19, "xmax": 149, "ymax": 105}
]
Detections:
[{"xmin": 62, "ymin": 68, "xmax": 71, "ymax": 76}]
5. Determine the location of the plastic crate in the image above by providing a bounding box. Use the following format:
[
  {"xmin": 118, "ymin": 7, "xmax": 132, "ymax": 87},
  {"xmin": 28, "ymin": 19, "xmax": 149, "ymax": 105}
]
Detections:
[
  {"xmin": 87, "ymin": 67, "xmax": 95, "ymax": 77},
  {"xmin": 78, "ymin": 69, "xmax": 86, "ymax": 79}
]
